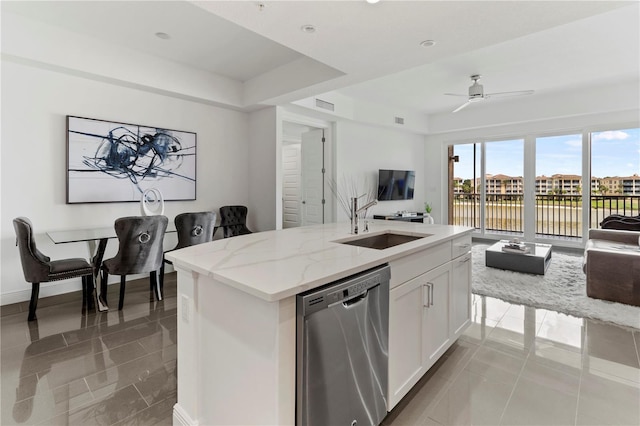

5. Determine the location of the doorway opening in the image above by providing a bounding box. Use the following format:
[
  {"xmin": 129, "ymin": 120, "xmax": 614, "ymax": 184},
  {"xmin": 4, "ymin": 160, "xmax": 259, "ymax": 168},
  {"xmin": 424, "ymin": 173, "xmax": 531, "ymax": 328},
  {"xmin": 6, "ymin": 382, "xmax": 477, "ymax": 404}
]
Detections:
[{"xmin": 281, "ymin": 120, "xmax": 333, "ymax": 229}]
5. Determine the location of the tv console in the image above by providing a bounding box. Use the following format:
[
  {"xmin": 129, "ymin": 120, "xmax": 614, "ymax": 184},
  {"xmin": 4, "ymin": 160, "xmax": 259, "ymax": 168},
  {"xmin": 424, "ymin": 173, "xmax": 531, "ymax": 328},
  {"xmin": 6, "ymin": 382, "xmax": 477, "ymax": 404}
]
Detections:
[{"xmin": 373, "ymin": 212, "xmax": 426, "ymax": 223}]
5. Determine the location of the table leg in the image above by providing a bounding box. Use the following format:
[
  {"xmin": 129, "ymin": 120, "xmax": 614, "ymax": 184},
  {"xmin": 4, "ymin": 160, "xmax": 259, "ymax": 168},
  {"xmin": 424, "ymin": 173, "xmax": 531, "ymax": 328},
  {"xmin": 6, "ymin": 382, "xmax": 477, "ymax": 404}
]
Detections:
[{"xmin": 88, "ymin": 238, "xmax": 109, "ymax": 311}]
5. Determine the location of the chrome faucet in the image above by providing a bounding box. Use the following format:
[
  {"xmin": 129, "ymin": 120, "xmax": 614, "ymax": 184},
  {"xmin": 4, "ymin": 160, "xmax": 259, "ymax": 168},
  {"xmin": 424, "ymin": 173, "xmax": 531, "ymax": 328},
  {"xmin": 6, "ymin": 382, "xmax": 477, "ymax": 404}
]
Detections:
[{"xmin": 351, "ymin": 196, "xmax": 378, "ymax": 234}]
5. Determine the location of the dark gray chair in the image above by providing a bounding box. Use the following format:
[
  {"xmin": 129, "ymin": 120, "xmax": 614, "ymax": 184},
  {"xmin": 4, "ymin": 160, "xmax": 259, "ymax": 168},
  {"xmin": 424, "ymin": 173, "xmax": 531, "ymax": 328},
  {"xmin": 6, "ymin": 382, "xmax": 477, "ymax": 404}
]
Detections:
[
  {"xmin": 219, "ymin": 205, "xmax": 253, "ymax": 238},
  {"xmin": 160, "ymin": 211, "xmax": 217, "ymax": 288},
  {"xmin": 101, "ymin": 215, "xmax": 168, "ymax": 310},
  {"xmin": 13, "ymin": 217, "xmax": 94, "ymax": 321}
]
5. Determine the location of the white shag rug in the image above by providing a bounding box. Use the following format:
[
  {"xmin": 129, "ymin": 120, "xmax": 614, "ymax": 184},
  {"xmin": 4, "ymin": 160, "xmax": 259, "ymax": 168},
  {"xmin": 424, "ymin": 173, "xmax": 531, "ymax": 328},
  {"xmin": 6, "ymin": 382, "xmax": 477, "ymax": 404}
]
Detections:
[{"xmin": 472, "ymin": 244, "xmax": 640, "ymax": 329}]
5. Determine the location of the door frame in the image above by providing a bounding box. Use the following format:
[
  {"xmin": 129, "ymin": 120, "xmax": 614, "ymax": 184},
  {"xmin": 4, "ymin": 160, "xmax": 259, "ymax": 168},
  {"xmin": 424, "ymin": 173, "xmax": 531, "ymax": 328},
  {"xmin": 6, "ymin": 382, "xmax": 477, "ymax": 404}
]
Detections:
[{"xmin": 280, "ymin": 110, "xmax": 334, "ymax": 228}]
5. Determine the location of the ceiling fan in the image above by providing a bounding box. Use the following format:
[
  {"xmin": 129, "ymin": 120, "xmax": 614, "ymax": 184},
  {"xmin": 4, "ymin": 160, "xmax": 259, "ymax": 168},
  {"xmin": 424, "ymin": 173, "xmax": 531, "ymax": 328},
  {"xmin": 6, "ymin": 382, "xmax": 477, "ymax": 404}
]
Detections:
[{"xmin": 445, "ymin": 75, "xmax": 534, "ymax": 113}]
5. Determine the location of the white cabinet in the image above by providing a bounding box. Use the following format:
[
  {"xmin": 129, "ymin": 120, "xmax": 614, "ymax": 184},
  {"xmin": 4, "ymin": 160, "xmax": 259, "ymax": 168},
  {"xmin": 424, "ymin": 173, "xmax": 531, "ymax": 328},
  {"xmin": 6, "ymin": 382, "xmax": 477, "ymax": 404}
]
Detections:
[
  {"xmin": 388, "ymin": 234, "xmax": 472, "ymax": 410},
  {"xmin": 388, "ymin": 275, "xmax": 426, "ymax": 407},
  {"xmin": 422, "ymin": 263, "xmax": 452, "ymax": 369}
]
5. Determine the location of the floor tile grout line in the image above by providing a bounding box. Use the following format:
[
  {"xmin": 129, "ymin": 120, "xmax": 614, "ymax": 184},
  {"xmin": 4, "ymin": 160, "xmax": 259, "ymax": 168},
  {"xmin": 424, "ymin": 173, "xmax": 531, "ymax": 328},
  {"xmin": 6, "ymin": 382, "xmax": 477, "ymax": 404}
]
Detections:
[
  {"xmin": 574, "ymin": 353, "xmax": 584, "ymax": 426},
  {"xmin": 419, "ymin": 341, "xmax": 481, "ymax": 425},
  {"xmin": 133, "ymin": 381, "xmax": 152, "ymax": 408},
  {"xmin": 496, "ymin": 335, "xmax": 533, "ymax": 426}
]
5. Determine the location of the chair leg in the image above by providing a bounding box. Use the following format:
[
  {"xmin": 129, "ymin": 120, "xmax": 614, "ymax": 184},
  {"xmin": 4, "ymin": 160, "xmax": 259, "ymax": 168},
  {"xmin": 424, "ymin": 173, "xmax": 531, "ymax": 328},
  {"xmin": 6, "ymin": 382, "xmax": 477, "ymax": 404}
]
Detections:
[
  {"xmin": 118, "ymin": 276, "xmax": 126, "ymax": 311},
  {"xmin": 150, "ymin": 271, "xmax": 163, "ymax": 301},
  {"xmin": 100, "ymin": 268, "xmax": 109, "ymax": 307},
  {"xmin": 28, "ymin": 283, "xmax": 40, "ymax": 321},
  {"xmin": 159, "ymin": 260, "xmax": 166, "ymax": 296},
  {"xmin": 84, "ymin": 275, "xmax": 95, "ymax": 310},
  {"xmin": 81, "ymin": 277, "xmax": 87, "ymax": 309}
]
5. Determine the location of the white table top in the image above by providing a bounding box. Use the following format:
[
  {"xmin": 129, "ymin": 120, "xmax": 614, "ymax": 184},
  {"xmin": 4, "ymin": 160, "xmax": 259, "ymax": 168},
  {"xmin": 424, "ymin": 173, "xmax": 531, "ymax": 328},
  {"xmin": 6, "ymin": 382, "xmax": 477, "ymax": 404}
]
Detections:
[{"xmin": 166, "ymin": 220, "xmax": 473, "ymax": 302}]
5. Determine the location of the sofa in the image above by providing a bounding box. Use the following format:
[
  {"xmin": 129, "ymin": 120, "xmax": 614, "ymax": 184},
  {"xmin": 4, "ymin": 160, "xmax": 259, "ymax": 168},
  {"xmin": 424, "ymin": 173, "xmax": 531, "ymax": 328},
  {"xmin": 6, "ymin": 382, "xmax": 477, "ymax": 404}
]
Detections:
[{"xmin": 583, "ymin": 228, "xmax": 640, "ymax": 307}]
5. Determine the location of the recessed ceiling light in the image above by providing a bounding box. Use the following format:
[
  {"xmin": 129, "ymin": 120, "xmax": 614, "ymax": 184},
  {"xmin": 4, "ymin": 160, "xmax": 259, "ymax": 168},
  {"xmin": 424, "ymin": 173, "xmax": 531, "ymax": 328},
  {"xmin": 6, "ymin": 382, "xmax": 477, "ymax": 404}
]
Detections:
[
  {"xmin": 155, "ymin": 32, "xmax": 170, "ymax": 40},
  {"xmin": 420, "ymin": 40, "xmax": 436, "ymax": 48},
  {"xmin": 300, "ymin": 24, "xmax": 316, "ymax": 33},
  {"xmin": 366, "ymin": 0, "xmax": 380, "ymax": 3}
]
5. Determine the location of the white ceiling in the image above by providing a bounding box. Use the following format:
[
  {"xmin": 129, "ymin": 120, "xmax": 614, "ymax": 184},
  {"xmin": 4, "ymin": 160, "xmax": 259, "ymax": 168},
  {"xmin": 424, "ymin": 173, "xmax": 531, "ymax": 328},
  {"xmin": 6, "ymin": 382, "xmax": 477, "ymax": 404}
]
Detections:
[{"xmin": 3, "ymin": 0, "xmax": 639, "ymax": 115}]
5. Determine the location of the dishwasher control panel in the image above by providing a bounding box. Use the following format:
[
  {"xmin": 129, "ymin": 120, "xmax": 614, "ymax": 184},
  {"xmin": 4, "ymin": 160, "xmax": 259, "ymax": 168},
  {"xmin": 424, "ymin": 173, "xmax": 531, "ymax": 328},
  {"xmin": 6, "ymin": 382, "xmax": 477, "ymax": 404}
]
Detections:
[{"xmin": 298, "ymin": 264, "xmax": 390, "ymax": 316}]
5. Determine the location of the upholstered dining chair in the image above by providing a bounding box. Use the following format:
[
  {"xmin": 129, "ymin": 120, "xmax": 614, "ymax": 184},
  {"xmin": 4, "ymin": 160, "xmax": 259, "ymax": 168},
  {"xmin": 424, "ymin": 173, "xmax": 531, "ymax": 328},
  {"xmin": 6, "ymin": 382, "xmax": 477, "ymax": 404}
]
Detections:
[
  {"xmin": 101, "ymin": 215, "xmax": 168, "ymax": 310},
  {"xmin": 219, "ymin": 205, "xmax": 253, "ymax": 238},
  {"xmin": 160, "ymin": 211, "xmax": 217, "ymax": 288},
  {"xmin": 13, "ymin": 217, "xmax": 95, "ymax": 321}
]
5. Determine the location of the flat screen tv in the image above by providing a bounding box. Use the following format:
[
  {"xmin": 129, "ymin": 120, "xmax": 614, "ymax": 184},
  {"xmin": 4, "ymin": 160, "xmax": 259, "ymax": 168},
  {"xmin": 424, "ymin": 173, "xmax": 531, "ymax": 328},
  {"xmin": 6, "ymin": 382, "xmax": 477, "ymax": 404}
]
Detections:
[{"xmin": 377, "ymin": 169, "xmax": 415, "ymax": 201}]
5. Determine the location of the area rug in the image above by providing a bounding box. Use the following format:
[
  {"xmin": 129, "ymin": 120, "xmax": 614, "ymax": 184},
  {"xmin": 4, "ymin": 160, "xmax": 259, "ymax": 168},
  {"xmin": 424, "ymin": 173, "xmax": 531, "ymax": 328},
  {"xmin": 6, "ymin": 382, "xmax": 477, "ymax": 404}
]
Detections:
[{"xmin": 472, "ymin": 244, "xmax": 640, "ymax": 329}]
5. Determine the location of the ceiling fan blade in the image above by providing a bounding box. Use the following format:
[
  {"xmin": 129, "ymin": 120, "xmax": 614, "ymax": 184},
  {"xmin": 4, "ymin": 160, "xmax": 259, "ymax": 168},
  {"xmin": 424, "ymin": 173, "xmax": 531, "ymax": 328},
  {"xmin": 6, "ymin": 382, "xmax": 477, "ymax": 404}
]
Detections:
[
  {"xmin": 452, "ymin": 101, "xmax": 471, "ymax": 113},
  {"xmin": 444, "ymin": 93, "xmax": 469, "ymax": 97},
  {"xmin": 485, "ymin": 90, "xmax": 534, "ymax": 99}
]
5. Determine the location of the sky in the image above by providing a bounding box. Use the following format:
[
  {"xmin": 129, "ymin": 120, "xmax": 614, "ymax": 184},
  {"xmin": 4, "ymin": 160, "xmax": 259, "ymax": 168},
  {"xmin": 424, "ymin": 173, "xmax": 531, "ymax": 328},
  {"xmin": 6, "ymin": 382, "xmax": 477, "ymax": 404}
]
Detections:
[{"xmin": 453, "ymin": 128, "xmax": 640, "ymax": 180}]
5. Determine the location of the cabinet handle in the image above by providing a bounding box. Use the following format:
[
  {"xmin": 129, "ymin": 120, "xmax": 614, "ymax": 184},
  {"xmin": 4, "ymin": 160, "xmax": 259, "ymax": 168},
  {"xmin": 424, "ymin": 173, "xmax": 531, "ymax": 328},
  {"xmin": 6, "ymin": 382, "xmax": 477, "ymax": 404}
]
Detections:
[
  {"xmin": 459, "ymin": 256, "xmax": 471, "ymax": 264},
  {"xmin": 429, "ymin": 282, "xmax": 434, "ymax": 306},
  {"xmin": 423, "ymin": 284, "xmax": 430, "ymax": 307},
  {"xmin": 456, "ymin": 243, "xmax": 471, "ymax": 250},
  {"xmin": 423, "ymin": 282, "xmax": 434, "ymax": 307}
]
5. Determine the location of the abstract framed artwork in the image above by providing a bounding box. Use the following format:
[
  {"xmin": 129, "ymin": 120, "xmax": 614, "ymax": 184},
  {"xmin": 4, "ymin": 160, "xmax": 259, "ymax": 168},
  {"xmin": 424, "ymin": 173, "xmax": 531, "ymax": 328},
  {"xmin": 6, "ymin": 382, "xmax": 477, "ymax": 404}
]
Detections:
[{"xmin": 66, "ymin": 116, "xmax": 196, "ymax": 203}]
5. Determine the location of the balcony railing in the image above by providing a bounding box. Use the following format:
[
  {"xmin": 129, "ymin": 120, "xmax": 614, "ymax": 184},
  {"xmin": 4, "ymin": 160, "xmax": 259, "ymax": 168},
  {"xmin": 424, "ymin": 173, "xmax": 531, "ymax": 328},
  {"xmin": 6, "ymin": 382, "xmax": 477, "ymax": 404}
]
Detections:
[{"xmin": 451, "ymin": 193, "xmax": 640, "ymax": 238}]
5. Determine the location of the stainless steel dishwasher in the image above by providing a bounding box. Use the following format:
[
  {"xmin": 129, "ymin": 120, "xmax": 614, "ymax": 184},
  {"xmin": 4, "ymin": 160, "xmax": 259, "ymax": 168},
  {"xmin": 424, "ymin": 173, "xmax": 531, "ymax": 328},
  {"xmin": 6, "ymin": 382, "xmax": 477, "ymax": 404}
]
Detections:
[{"xmin": 296, "ymin": 264, "xmax": 390, "ymax": 426}]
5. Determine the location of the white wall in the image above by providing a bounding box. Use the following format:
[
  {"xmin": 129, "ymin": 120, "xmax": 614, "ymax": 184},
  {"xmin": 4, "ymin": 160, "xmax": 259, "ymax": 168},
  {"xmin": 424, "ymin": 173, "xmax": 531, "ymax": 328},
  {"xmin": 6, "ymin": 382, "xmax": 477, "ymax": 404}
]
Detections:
[
  {"xmin": 1, "ymin": 60, "xmax": 250, "ymax": 304},
  {"xmin": 248, "ymin": 107, "xmax": 280, "ymax": 232},
  {"xmin": 335, "ymin": 121, "xmax": 426, "ymax": 221}
]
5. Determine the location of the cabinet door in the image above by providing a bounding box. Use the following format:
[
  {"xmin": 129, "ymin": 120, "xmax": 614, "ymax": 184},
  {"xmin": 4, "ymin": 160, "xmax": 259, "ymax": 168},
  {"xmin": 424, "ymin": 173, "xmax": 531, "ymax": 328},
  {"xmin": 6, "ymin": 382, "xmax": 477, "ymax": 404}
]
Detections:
[
  {"xmin": 388, "ymin": 275, "xmax": 426, "ymax": 409},
  {"xmin": 451, "ymin": 252, "xmax": 472, "ymax": 338},
  {"xmin": 422, "ymin": 263, "xmax": 451, "ymax": 370}
]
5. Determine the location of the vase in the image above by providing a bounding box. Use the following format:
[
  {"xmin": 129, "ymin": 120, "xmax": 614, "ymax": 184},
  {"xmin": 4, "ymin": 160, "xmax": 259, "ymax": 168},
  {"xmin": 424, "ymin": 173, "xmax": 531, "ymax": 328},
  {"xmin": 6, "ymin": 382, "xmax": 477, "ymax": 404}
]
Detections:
[
  {"xmin": 140, "ymin": 188, "xmax": 164, "ymax": 216},
  {"xmin": 425, "ymin": 213, "xmax": 434, "ymax": 224}
]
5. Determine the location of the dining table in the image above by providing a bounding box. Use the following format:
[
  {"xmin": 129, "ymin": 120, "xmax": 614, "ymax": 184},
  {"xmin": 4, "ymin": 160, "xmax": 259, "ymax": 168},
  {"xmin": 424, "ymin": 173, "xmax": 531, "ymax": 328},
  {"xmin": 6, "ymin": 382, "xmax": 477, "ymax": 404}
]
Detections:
[{"xmin": 47, "ymin": 224, "xmax": 177, "ymax": 312}]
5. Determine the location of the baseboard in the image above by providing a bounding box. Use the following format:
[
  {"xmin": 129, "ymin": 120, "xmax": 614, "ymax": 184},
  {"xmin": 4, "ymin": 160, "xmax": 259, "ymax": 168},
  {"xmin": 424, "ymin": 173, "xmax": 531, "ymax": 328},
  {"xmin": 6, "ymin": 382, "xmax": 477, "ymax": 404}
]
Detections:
[
  {"xmin": 0, "ymin": 271, "xmax": 162, "ymax": 306},
  {"xmin": 1, "ymin": 280, "xmax": 82, "ymax": 305},
  {"xmin": 173, "ymin": 403, "xmax": 198, "ymax": 426}
]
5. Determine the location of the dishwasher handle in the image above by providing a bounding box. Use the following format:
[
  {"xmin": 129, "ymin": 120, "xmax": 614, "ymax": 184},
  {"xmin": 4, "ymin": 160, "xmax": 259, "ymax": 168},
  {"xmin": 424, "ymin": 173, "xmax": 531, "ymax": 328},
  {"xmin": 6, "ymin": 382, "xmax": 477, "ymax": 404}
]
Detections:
[{"xmin": 342, "ymin": 289, "xmax": 369, "ymax": 307}]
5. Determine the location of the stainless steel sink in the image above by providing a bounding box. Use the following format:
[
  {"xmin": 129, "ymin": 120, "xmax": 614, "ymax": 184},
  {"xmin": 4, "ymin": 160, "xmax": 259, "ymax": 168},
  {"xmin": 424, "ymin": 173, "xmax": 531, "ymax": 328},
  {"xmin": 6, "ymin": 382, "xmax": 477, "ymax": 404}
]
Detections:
[{"xmin": 335, "ymin": 231, "xmax": 432, "ymax": 250}]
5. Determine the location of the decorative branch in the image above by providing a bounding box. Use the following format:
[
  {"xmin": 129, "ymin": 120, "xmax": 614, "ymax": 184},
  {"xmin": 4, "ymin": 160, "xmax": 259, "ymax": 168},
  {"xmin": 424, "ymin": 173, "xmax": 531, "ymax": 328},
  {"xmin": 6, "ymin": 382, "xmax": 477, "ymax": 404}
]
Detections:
[{"xmin": 328, "ymin": 174, "xmax": 377, "ymax": 219}]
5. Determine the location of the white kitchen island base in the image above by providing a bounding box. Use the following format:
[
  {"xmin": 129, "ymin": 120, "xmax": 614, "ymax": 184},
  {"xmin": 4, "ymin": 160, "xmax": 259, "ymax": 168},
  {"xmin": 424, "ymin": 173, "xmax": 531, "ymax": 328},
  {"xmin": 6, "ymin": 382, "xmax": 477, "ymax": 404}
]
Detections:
[
  {"xmin": 173, "ymin": 269, "xmax": 296, "ymax": 425},
  {"xmin": 167, "ymin": 222, "xmax": 472, "ymax": 426}
]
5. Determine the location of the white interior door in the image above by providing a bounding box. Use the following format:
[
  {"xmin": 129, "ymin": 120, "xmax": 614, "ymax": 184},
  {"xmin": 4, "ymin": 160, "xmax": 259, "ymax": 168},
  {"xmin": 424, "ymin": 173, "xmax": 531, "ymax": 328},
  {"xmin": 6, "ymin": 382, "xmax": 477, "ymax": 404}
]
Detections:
[
  {"xmin": 301, "ymin": 129, "xmax": 325, "ymax": 225},
  {"xmin": 282, "ymin": 144, "xmax": 301, "ymax": 228}
]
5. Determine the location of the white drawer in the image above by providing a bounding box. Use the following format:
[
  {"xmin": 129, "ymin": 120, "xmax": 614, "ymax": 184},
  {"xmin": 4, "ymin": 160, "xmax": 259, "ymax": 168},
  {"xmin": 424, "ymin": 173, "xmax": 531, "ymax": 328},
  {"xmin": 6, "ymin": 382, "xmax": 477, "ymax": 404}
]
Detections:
[
  {"xmin": 390, "ymin": 242, "xmax": 451, "ymax": 289},
  {"xmin": 451, "ymin": 234, "xmax": 472, "ymax": 258}
]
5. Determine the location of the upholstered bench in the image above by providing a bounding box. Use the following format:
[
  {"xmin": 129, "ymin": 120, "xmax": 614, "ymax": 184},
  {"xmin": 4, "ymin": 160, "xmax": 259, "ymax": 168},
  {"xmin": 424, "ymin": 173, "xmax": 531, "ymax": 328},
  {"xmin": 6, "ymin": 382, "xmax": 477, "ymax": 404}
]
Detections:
[{"xmin": 583, "ymin": 229, "xmax": 640, "ymax": 307}]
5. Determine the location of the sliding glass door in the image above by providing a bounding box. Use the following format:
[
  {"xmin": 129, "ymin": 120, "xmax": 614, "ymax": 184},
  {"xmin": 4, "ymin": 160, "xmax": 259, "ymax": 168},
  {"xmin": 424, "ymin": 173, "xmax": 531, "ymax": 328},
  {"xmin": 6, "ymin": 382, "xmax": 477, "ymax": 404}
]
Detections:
[
  {"xmin": 535, "ymin": 134, "xmax": 583, "ymax": 238},
  {"xmin": 484, "ymin": 139, "xmax": 524, "ymax": 235},
  {"xmin": 451, "ymin": 139, "xmax": 525, "ymax": 236},
  {"xmin": 590, "ymin": 128, "xmax": 640, "ymax": 226},
  {"xmin": 451, "ymin": 143, "xmax": 480, "ymax": 229}
]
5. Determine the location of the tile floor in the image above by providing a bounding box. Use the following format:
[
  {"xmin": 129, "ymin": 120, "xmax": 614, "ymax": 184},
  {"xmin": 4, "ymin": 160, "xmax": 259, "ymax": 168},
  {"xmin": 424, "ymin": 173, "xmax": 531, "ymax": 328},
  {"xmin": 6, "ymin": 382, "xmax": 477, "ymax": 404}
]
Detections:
[
  {"xmin": 2, "ymin": 274, "xmax": 639, "ymax": 425},
  {"xmin": 1, "ymin": 276, "xmax": 177, "ymax": 426},
  {"xmin": 384, "ymin": 296, "xmax": 640, "ymax": 426}
]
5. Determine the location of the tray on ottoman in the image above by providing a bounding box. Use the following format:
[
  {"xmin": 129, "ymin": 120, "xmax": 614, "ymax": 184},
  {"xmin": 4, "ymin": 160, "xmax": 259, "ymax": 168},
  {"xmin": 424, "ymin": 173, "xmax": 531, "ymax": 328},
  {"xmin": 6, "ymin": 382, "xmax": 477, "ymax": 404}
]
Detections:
[{"xmin": 485, "ymin": 240, "xmax": 552, "ymax": 275}]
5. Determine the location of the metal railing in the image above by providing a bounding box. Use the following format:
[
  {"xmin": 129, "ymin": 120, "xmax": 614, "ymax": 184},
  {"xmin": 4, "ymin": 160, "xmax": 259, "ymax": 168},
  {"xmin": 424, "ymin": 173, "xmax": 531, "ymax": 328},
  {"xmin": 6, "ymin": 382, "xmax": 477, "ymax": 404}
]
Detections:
[{"xmin": 451, "ymin": 193, "xmax": 640, "ymax": 238}]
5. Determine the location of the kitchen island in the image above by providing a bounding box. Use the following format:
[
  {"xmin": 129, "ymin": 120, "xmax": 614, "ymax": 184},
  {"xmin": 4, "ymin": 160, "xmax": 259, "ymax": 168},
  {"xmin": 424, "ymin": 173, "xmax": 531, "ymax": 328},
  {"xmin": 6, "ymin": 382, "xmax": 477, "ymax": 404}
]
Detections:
[{"xmin": 166, "ymin": 220, "xmax": 473, "ymax": 426}]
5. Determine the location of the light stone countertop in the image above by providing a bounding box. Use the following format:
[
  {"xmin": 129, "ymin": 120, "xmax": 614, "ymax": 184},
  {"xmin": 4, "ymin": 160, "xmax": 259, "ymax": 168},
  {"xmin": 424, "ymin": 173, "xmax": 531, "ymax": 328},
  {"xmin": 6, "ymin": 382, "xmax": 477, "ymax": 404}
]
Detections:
[{"xmin": 166, "ymin": 220, "xmax": 473, "ymax": 302}]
